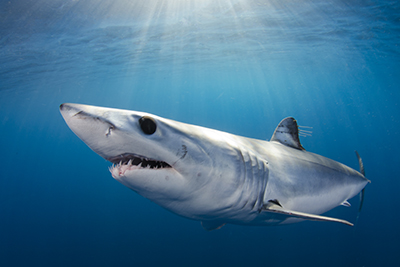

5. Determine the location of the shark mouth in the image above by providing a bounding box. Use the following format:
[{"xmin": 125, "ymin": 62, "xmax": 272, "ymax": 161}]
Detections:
[
  {"xmin": 107, "ymin": 153, "xmax": 172, "ymax": 178},
  {"xmin": 107, "ymin": 153, "xmax": 172, "ymax": 169}
]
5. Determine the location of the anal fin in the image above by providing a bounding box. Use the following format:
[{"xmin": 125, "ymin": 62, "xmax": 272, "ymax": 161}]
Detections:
[
  {"xmin": 341, "ymin": 200, "xmax": 351, "ymax": 207},
  {"xmin": 201, "ymin": 221, "xmax": 226, "ymax": 231},
  {"xmin": 263, "ymin": 203, "xmax": 353, "ymax": 226}
]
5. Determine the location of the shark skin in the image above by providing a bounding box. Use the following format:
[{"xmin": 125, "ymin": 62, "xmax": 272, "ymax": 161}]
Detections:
[{"xmin": 60, "ymin": 103, "xmax": 370, "ymax": 231}]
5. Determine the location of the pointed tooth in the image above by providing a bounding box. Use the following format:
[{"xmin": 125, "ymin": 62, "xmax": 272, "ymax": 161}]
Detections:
[
  {"xmin": 109, "ymin": 164, "xmax": 115, "ymax": 172},
  {"xmin": 137, "ymin": 162, "xmax": 142, "ymax": 168},
  {"xmin": 128, "ymin": 159, "xmax": 132, "ymax": 166}
]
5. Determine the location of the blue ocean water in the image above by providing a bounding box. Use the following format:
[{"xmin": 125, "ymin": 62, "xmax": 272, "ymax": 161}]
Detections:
[{"xmin": 1, "ymin": 0, "xmax": 399, "ymax": 266}]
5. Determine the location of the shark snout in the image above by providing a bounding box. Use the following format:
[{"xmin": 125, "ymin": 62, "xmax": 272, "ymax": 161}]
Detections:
[
  {"xmin": 60, "ymin": 103, "xmax": 115, "ymax": 127},
  {"xmin": 59, "ymin": 103, "xmax": 75, "ymax": 117},
  {"xmin": 59, "ymin": 103, "xmax": 82, "ymax": 113},
  {"xmin": 59, "ymin": 103, "xmax": 117, "ymax": 156},
  {"xmin": 59, "ymin": 103, "xmax": 87, "ymax": 120},
  {"xmin": 59, "ymin": 103, "xmax": 68, "ymax": 111}
]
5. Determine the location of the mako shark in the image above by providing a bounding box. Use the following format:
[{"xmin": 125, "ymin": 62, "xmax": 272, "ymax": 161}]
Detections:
[{"xmin": 60, "ymin": 103, "xmax": 369, "ymax": 230}]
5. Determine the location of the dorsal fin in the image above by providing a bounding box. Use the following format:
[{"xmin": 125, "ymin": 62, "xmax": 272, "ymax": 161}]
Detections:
[{"xmin": 270, "ymin": 117, "xmax": 305, "ymax": 150}]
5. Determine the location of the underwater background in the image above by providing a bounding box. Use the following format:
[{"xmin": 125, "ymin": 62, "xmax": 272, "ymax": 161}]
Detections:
[{"xmin": 1, "ymin": 0, "xmax": 399, "ymax": 266}]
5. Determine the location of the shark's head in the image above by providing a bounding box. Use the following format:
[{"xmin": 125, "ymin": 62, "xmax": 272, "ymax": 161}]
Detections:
[{"xmin": 60, "ymin": 103, "xmax": 245, "ymax": 220}]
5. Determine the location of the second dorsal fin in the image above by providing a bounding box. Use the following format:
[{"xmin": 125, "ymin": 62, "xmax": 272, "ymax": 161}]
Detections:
[{"xmin": 270, "ymin": 117, "xmax": 305, "ymax": 150}]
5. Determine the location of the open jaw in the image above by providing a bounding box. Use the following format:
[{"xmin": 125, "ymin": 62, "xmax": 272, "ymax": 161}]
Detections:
[
  {"xmin": 107, "ymin": 153, "xmax": 172, "ymax": 169},
  {"xmin": 107, "ymin": 153, "xmax": 172, "ymax": 178}
]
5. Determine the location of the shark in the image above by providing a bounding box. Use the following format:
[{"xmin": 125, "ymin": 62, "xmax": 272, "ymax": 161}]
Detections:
[{"xmin": 60, "ymin": 103, "xmax": 370, "ymax": 231}]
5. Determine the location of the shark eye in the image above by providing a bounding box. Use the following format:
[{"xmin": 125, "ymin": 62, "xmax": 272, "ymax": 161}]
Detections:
[{"xmin": 139, "ymin": 116, "xmax": 157, "ymax": 135}]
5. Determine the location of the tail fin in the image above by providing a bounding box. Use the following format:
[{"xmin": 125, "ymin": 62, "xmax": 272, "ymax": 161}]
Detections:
[
  {"xmin": 355, "ymin": 150, "xmax": 365, "ymax": 176},
  {"xmin": 355, "ymin": 151, "xmax": 366, "ymax": 223}
]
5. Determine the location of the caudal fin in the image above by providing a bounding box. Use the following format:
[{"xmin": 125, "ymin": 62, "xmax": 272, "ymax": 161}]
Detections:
[
  {"xmin": 355, "ymin": 151, "xmax": 365, "ymax": 176},
  {"xmin": 355, "ymin": 151, "xmax": 367, "ymax": 224}
]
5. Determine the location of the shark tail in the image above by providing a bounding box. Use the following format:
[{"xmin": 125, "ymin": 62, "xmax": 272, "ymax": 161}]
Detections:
[{"xmin": 355, "ymin": 151, "xmax": 367, "ymax": 224}]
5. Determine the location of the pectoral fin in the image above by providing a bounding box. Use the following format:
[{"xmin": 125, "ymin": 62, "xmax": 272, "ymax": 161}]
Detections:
[
  {"xmin": 262, "ymin": 203, "xmax": 353, "ymax": 226},
  {"xmin": 201, "ymin": 221, "xmax": 226, "ymax": 231}
]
